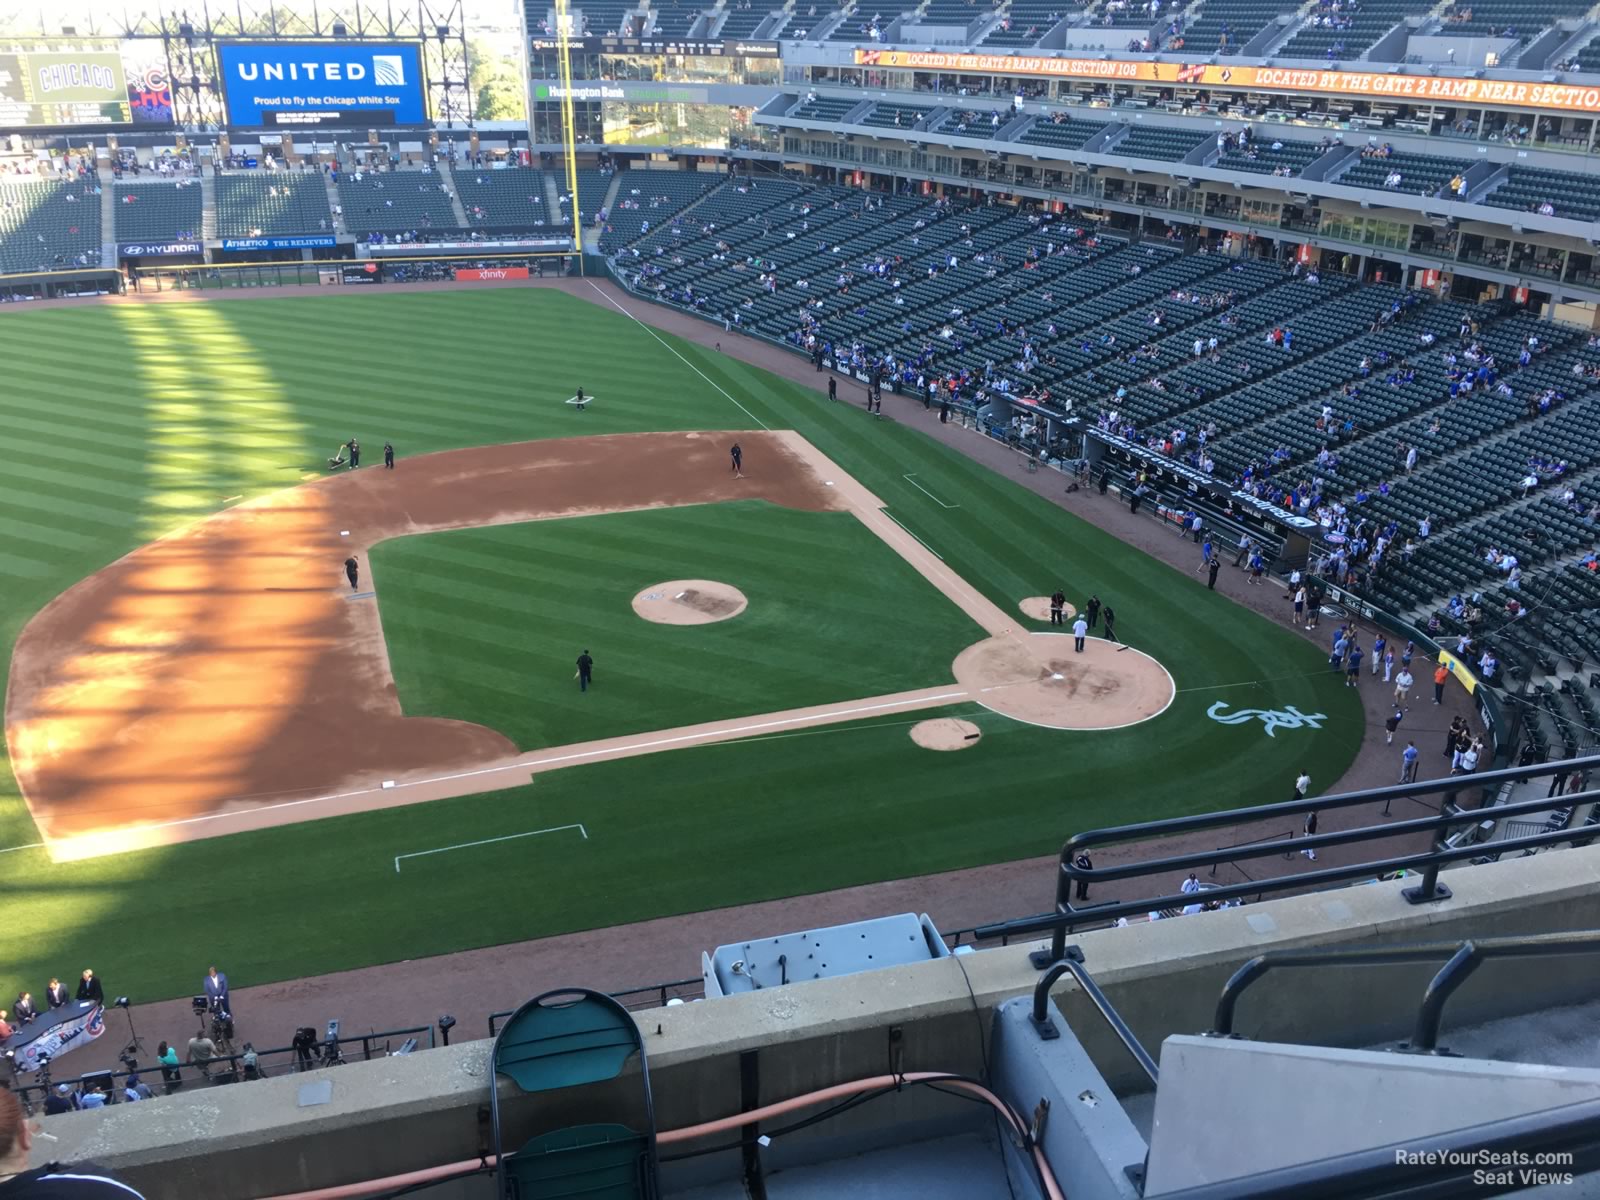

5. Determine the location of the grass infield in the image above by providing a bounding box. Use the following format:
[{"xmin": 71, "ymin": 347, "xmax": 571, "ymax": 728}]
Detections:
[
  {"xmin": 0, "ymin": 287, "xmax": 1363, "ymax": 1001},
  {"xmin": 370, "ymin": 502, "xmax": 985, "ymax": 750}
]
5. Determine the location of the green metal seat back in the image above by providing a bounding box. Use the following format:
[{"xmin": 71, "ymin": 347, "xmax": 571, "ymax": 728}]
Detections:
[
  {"xmin": 503, "ymin": 1124, "xmax": 651, "ymax": 1200},
  {"xmin": 493, "ymin": 990, "xmax": 642, "ymax": 1094}
]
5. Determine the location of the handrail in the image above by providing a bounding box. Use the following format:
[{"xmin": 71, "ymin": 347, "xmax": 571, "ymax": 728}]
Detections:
[
  {"xmin": 1209, "ymin": 930, "xmax": 1600, "ymax": 1052},
  {"xmin": 12, "ymin": 1023, "xmax": 435, "ymax": 1112},
  {"xmin": 974, "ymin": 755, "xmax": 1599, "ymax": 967},
  {"xmin": 1030, "ymin": 948, "xmax": 1159, "ymax": 1085}
]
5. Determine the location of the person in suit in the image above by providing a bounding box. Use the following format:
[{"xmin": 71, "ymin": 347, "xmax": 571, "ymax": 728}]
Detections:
[
  {"xmin": 45, "ymin": 977, "xmax": 68, "ymax": 1009},
  {"xmin": 77, "ymin": 968, "xmax": 104, "ymax": 1006},
  {"xmin": 204, "ymin": 967, "xmax": 230, "ymax": 1014},
  {"xmin": 12, "ymin": 992, "xmax": 36, "ymax": 1024}
]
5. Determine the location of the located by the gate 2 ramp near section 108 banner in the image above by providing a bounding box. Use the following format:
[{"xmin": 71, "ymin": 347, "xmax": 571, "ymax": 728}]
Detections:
[{"xmin": 216, "ymin": 41, "xmax": 427, "ymax": 127}]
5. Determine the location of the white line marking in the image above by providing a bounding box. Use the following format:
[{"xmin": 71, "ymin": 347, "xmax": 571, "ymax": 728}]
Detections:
[
  {"xmin": 586, "ymin": 282, "xmax": 770, "ymax": 430},
  {"xmin": 394, "ymin": 823, "xmax": 588, "ymax": 873},
  {"xmin": 564, "ymin": 395, "xmax": 596, "ymax": 406},
  {"xmin": 526, "ymin": 692, "xmax": 972, "ymax": 768},
  {"xmin": 903, "ymin": 474, "xmax": 960, "ymax": 509},
  {"xmin": 0, "ymin": 842, "xmax": 44, "ymax": 856},
  {"xmin": 881, "ymin": 511, "xmax": 944, "ymax": 561},
  {"xmin": 48, "ymin": 692, "xmax": 972, "ymax": 851}
]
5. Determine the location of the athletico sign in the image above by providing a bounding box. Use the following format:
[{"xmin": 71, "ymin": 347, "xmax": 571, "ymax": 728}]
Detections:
[
  {"xmin": 221, "ymin": 235, "xmax": 338, "ymax": 251},
  {"xmin": 852, "ymin": 50, "xmax": 1600, "ymax": 115},
  {"xmin": 118, "ymin": 240, "xmax": 202, "ymax": 257},
  {"xmin": 218, "ymin": 41, "xmax": 427, "ymax": 127},
  {"xmin": 455, "ymin": 267, "xmax": 530, "ymax": 281}
]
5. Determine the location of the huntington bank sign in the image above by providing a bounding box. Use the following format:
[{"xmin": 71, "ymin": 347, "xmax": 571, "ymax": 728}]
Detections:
[{"xmin": 218, "ymin": 41, "xmax": 427, "ymax": 127}]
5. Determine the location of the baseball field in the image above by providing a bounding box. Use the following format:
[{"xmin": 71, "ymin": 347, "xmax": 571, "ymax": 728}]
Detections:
[{"xmin": 0, "ymin": 284, "xmax": 1363, "ymax": 1001}]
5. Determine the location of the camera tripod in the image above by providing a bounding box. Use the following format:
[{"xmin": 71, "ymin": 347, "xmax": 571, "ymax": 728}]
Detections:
[
  {"xmin": 197, "ymin": 1006, "xmax": 237, "ymax": 1058},
  {"xmin": 119, "ymin": 1005, "xmax": 146, "ymax": 1058}
]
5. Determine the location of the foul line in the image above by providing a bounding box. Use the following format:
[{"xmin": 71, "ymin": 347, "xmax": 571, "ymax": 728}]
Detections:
[
  {"xmin": 882, "ymin": 511, "xmax": 944, "ymax": 561},
  {"xmin": 587, "ymin": 281, "xmax": 770, "ymax": 430},
  {"xmin": 903, "ymin": 474, "xmax": 960, "ymax": 509},
  {"xmin": 394, "ymin": 824, "xmax": 587, "ymax": 873},
  {"xmin": 0, "ymin": 842, "xmax": 44, "ymax": 857}
]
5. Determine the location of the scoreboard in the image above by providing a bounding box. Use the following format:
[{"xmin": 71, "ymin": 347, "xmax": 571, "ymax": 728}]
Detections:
[{"xmin": 0, "ymin": 50, "xmax": 131, "ymax": 127}]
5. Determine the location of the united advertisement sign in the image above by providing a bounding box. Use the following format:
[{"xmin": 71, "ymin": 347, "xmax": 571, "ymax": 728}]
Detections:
[{"xmin": 218, "ymin": 41, "xmax": 427, "ymax": 128}]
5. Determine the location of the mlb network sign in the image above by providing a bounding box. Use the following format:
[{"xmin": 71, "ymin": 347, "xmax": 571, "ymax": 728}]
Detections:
[{"xmin": 218, "ymin": 41, "xmax": 426, "ymax": 127}]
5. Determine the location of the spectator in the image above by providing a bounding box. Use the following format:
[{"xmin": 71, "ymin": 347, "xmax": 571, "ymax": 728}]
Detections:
[
  {"xmin": 187, "ymin": 1032, "xmax": 219, "ymax": 1078},
  {"xmin": 42, "ymin": 1085, "xmax": 77, "ymax": 1117},
  {"xmin": 156, "ymin": 1041, "xmax": 181, "ymax": 1087},
  {"xmin": 0, "ymin": 1089, "xmax": 148, "ymax": 1194}
]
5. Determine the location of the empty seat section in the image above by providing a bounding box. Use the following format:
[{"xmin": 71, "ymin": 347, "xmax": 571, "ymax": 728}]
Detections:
[
  {"xmin": 215, "ymin": 173, "xmax": 332, "ymax": 238},
  {"xmin": 114, "ymin": 180, "xmax": 203, "ymax": 242}
]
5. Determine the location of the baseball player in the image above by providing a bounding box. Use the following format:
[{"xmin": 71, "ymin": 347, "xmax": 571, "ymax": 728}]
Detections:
[
  {"xmin": 343, "ymin": 556, "xmax": 359, "ymax": 591},
  {"xmin": 576, "ymin": 649, "xmax": 594, "ymax": 692},
  {"xmin": 730, "ymin": 443, "xmax": 743, "ymax": 475}
]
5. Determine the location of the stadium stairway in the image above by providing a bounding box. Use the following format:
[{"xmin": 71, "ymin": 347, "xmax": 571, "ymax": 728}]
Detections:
[
  {"xmin": 97, "ymin": 169, "xmax": 117, "ymax": 264},
  {"xmin": 585, "ymin": 170, "xmax": 626, "ymax": 252},
  {"xmin": 543, "ymin": 172, "xmax": 563, "ymax": 219},
  {"xmin": 200, "ymin": 171, "xmax": 217, "ymax": 241},
  {"xmin": 322, "ymin": 170, "xmax": 346, "ymax": 237},
  {"xmin": 436, "ymin": 163, "xmax": 473, "ymax": 228}
]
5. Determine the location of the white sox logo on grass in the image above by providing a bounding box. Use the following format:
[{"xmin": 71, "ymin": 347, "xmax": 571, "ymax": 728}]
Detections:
[{"xmin": 1207, "ymin": 701, "xmax": 1327, "ymax": 738}]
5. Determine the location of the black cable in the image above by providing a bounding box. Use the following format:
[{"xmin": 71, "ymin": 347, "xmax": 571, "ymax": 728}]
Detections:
[{"xmin": 952, "ymin": 950, "xmax": 1019, "ymax": 1200}]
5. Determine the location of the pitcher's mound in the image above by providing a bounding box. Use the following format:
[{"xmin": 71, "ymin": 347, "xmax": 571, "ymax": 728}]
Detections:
[
  {"xmin": 1020, "ymin": 595, "xmax": 1077, "ymax": 622},
  {"xmin": 632, "ymin": 580, "xmax": 748, "ymax": 625},
  {"xmin": 910, "ymin": 717, "xmax": 982, "ymax": 751},
  {"xmin": 952, "ymin": 633, "xmax": 1174, "ymax": 730}
]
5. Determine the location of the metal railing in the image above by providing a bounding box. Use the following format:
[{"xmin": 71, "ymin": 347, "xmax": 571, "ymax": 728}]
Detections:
[
  {"xmin": 10, "ymin": 1024, "xmax": 434, "ymax": 1116},
  {"xmin": 487, "ymin": 977, "xmax": 704, "ymax": 1035},
  {"xmin": 1210, "ymin": 930, "xmax": 1600, "ymax": 1053},
  {"xmin": 975, "ymin": 755, "xmax": 1600, "ymax": 968}
]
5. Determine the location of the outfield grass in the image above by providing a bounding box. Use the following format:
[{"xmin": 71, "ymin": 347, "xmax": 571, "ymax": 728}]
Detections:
[{"xmin": 0, "ymin": 287, "xmax": 1365, "ymax": 1001}]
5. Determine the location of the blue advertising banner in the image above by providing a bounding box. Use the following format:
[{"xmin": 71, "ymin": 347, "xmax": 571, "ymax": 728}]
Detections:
[
  {"xmin": 218, "ymin": 41, "xmax": 426, "ymax": 128},
  {"xmin": 221, "ymin": 235, "xmax": 338, "ymax": 251}
]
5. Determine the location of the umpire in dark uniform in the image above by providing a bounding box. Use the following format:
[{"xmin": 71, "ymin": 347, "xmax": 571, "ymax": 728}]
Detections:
[
  {"xmin": 576, "ymin": 650, "xmax": 594, "ymax": 692},
  {"xmin": 344, "ymin": 556, "xmax": 359, "ymax": 590},
  {"xmin": 383, "ymin": 442, "xmax": 395, "ymax": 469},
  {"xmin": 348, "ymin": 438, "xmax": 360, "ymax": 469}
]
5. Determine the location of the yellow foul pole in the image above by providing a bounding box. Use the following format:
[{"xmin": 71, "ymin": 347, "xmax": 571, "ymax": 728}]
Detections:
[{"xmin": 553, "ymin": 0, "xmax": 586, "ymax": 275}]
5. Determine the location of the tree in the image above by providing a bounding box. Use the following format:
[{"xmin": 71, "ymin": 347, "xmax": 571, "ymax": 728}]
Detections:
[{"xmin": 468, "ymin": 39, "xmax": 526, "ymax": 122}]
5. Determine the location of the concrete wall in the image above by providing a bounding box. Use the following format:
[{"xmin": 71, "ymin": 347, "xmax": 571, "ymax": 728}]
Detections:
[{"xmin": 38, "ymin": 846, "xmax": 1600, "ymax": 1199}]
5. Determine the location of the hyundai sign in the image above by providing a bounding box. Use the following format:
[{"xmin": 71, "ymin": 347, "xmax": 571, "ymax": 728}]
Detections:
[{"xmin": 218, "ymin": 41, "xmax": 426, "ymax": 128}]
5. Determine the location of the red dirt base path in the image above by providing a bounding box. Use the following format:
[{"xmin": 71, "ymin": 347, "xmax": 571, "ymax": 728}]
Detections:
[{"xmin": 5, "ymin": 431, "xmax": 837, "ymax": 854}]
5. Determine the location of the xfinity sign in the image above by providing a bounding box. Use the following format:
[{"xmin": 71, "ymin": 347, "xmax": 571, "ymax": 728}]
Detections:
[{"xmin": 218, "ymin": 41, "xmax": 426, "ymax": 127}]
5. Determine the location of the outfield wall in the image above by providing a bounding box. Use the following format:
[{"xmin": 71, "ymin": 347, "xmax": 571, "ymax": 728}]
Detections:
[{"xmin": 37, "ymin": 844, "xmax": 1600, "ymax": 1200}]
